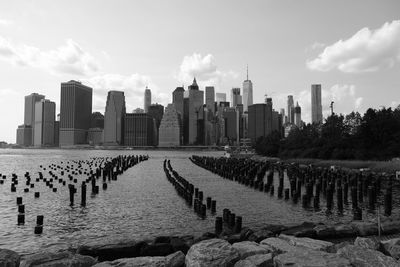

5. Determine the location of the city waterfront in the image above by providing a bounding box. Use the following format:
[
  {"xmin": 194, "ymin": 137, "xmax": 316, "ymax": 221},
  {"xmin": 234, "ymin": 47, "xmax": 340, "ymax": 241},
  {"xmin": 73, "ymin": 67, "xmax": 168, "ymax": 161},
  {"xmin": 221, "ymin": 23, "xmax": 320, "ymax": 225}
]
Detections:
[{"xmin": 1, "ymin": 149, "xmax": 399, "ymax": 256}]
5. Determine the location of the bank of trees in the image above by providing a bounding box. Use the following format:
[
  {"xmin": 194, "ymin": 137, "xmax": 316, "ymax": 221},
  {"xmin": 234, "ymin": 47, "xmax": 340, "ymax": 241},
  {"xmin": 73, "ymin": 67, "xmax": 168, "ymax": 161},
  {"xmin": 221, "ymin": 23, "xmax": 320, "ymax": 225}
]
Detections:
[{"xmin": 254, "ymin": 106, "xmax": 400, "ymax": 160}]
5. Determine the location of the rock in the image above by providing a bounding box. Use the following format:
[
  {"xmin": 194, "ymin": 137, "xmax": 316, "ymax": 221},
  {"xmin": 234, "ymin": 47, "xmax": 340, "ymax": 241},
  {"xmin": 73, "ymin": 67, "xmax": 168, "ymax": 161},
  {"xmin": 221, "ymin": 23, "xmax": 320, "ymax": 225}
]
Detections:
[
  {"xmin": 77, "ymin": 239, "xmax": 147, "ymax": 261},
  {"xmin": 93, "ymin": 256, "xmax": 165, "ymax": 267},
  {"xmin": 279, "ymin": 234, "xmax": 335, "ymax": 252},
  {"xmin": 274, "ymin": 248, "xmax": 351, "ymax": 267},
  {"xmin": 20, "ymin": 252, "xmax": 96, "ymax": 267},
  {"xmin": 0, "ymin": 249, "xmax": 20, "ymax": 267},
  {"xmin": 314, "ymin": 225, "xmax": 336, "ymax": 239},
  {"xmin": 225, "ymin": 234, "xmax": 242, "ymax": 244},
  {"xmin": 259, "ymin": 237, "xmax": 298, "ymax": 255},
  {"xmin": 154, "ymin": 236, "xmax": 171, "ymax": 244},
  {"xmin": 333, "ymin": 241, "xmax": 352, "ymax": 253},
  {"xmin": 239, "ymin": 227, "xmax": 254, "ymax": 241},
  {"xmin": 333, "ymin": 224, "xmax": 357, "ymax": 238},
  {"xmin": 140, "ymin": 243, "xmax": 174, "ymax": 257},
  {"xmin": 337, "ymin": 244, "xmax": 399, "ymax": 267},
  {"xmin": 234, "ymin": 254, "xmax": 273, "ymax": 267},
  {"xmin": 381, "ymin": 238, "xmax": 400, "ymax": 260},
  {"xmin": 185, "ymin": 238, "xmax": 240, "ymax": 267},
  {"xmin": 354, "ymin": 237, "xmax": 381, "ymax": 250},
  {"xmin": 261, "ymin": 224, "xmax": 288, "ymax": 235},
  {"xmin": 351, "ymin": 222, "xmax": 379, "ymax": 236},
  {"xmin": 170, "ymin": 237, "xmax": 190, "ymax": 254},
  {"xmin": 248, "ymin": 230, "xmax": 274, "ymax": 243},
  {"xmin": 232, "ymin": 241, "xmax": 271, "ymax": 259},
  {"xmin": 380, "ymin": 220, "xmax": 400, "ymax": 235},
  {"xmin": 166, "ymin": 251, "xmax": 185, "ymax": 267},
  {"xmin": 280, "ymin": 222, "xmax": 317, "ymax": 238}
]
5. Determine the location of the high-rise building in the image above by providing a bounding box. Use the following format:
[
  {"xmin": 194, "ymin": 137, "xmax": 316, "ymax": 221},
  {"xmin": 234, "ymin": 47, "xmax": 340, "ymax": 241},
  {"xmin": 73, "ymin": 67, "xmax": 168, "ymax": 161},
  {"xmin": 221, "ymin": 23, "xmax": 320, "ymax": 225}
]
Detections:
[
  {"xmin": 242, "ymin": 65, "xmax": 253, "ymax": 112},
  {"xmin": 173, "ymin": 86, "xmax": 185, "ymax": 143},
  {"xmin": 216, "ymin": 93, "xmax": 226, "ymax": 103},
  {"xmin": 248, "ymin": 99, "xmax": 274, "ymax": 143},
  {"xmin": 124, "ymin": 113, "xmax": 156, "ymax": 146},
  {"xmin": 159, "ymin": 104, "xmax": 181, "ymax": 147},
  {"xmin": 287, "ymin": 95, "xmax": 294, "ymax": 124},
  {"xmin": 91, "ymin": 112, "xmax": 104, "ymax": 129},
  {"xmin": 311, "ymin": 84, "xmax": 323, "ymax": 124},
  {"xmin": 144, "ymin": 87, "xmax": 151, "ymax": 113},
  {"xmin": 231, "ymin": 88, "xmax": 242, "ymax": 107},
  {"xmin": 148, "ymin": 104, "xmax": 164, "ymax": 146},
  {"xmin": 205, "ymin": 86, "xmax": 215, "ymax": 115},
  {"xmin": 280, "ymin": 108, "xmax": 286, "ymax": 124},
  {"xmin": 34, "ymin": 99, "xmax": 55, "ymax": 147},
  {"xmin": 24, "ymin": 93, "xmax": 45, "ymax": 145},
  {"xmin": 16, "ymin": 125, "xmax": 32, "ymax": 146},
  {"xmin": 187, "ymin": 78, "xmax": 204, "ymax": 145},
  {"xmin": 294, "ymin": 102, "xmax": 302, "ymax": 127},
  {"xmin": 59, "ymin": 80, "xmax": 93, "ymax": 146},
  {"xmin": 104, "ymin": 91, "xmax": 126, "ymax": 145}
]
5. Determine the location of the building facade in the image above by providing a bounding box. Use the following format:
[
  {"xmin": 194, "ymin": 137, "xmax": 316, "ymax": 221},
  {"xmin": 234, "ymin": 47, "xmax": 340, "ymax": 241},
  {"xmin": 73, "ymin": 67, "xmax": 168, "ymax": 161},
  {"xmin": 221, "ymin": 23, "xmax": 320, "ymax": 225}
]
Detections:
[
  {"xmin": 242, "ymin": 67, "xmax": 253, "ymax": 112},
  {"xmin": 248, "ymin": 100, "xmax": 274, "ymax": 143},
  {"xmin": 187, "ymin": 78, "xmax": 204, "ymax": 145},
  {"xmin": 287, "ymin": 95, "xmax": 294, "ymax": 124},
  {"xmin": 59, "ymin": 80, "xmax": 93, "ymax": 146},
  {"xmin": 124, "ymin": 113, "xmax": 156, "ymax": 146},
  {"xmin": 104, "ymin": 91, "xmax": 126, "ymax": 145},
  {"xmin": 148, "ymin": 104, "xmax": 164, "ymax": 146},
  {"xmin": 24, "ymin": 93, "xmax": 45, "ymax": 145},
  {"xmin": 91, "ymin": 112, "xmax": 104, "ymax": 129},
  {"xmin": 311, "ymin": 84, "xmax": 323, "ymax": 124},
  {"xmin": 231, "ymin": 88, "xmax": 242, "ymax": 107},
  {"xmin": 34, "ymin": 99, "xmax": 56, "ymax": 147},
  {"xmin": 144, "ymin": 87, "xmax": 151, "ymax": 113},
  {"xmin": 159, "ymin": 104, "xmax": 181, "ymax": 147},
  {"xmin": 294, "ymin": 102, "xmax": 302, "ymax": 127},
  {"xmin": 16, "ymin": 125, "xmax": 32, "ymax": 146}
]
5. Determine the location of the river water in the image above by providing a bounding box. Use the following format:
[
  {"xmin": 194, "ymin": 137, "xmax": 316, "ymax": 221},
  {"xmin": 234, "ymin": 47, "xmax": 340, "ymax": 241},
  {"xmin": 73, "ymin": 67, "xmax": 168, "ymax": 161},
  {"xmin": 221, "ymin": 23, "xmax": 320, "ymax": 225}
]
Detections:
[{"xmin": 0, "ymin": 149, "xmax": 398, "ymax": 255}]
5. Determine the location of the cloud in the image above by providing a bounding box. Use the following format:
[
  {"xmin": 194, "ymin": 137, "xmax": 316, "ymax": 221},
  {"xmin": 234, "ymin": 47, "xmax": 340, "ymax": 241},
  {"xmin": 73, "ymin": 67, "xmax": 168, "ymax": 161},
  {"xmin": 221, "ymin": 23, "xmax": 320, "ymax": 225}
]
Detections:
[
  {"xmin": 307, "ymin": 20, "xmax": 400, "ymax": 72},
  {"xmin": 83, "ymin": 73, "xmax": 169, "ymax": 113},
  {"xmin": 0, "ymin": 19, "xmax": 13, "ymax": 26},
  {"xmin": 176, "ymin": 53, "xmax": 237, "ymax": 86},
  {"xmin": 0, "ymin": 36, "xmax": 99, "ymax": 76}
]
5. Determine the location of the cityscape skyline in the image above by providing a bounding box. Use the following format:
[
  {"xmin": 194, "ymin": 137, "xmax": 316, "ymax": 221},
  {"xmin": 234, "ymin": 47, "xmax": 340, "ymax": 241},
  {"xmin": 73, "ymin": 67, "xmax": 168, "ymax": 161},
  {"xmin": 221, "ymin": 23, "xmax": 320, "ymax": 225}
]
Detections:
[{"xmin": 1, "ymin": 0, "xmax": 400, "ymax": 143}]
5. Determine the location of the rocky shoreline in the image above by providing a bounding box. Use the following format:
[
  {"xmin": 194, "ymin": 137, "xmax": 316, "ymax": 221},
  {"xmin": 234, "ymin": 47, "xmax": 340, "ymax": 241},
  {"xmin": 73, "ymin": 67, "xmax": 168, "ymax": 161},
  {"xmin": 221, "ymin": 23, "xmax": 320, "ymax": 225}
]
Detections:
[{"xmin": 3, "ymin": 218, "xmax": 400, "ymax": 266}]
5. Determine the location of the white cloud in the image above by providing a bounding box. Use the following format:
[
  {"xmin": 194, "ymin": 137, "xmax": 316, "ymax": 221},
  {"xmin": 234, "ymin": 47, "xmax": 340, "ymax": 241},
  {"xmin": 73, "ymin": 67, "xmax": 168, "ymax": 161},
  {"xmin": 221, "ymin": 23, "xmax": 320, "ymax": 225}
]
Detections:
[
  {"xmin": 0, "ymin": 36, "xmax": 99, "ymax": 76},
  {"xmin": 176, "ymin": 53, "xmax": 237, "ymax": 86},
  {"xmin": 307, "ymin": 20, "xmax": 400, "ymax": 72},
  {"xmin": 0, "ymin": 19, "xmax": 13, "ymax": 26},
  {"xmin": 84, "ymin": 73, "xmax": 169, "ymax": 113}
]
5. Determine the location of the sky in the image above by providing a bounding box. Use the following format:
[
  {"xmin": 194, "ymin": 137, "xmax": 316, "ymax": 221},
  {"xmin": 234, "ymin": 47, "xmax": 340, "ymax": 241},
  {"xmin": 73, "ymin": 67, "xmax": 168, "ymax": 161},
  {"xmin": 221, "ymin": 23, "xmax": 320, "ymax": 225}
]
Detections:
[{"xmin": 0, "ymin": 0, "xmax": 399, "ymax": 143}]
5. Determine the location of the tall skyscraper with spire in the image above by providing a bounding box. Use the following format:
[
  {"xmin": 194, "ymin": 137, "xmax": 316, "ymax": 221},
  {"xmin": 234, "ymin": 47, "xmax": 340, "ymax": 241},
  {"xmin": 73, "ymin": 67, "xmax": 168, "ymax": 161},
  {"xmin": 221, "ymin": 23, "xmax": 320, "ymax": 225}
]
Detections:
[
  {"xmin": 187, "ymin": 78, "xmax": 204, "ymax": 144},
  {"xmin": 144, "ymin": 86, "xmax": 151, "ymax": 113},
  {"xmin": 242, "ymin": 65, "xmax": 253, "ymax": 112}
]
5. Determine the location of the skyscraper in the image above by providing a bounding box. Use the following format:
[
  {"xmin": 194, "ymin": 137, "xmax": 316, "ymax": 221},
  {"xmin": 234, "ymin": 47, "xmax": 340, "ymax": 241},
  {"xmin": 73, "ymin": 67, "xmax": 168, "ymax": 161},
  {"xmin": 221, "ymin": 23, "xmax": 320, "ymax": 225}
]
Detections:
[
  {"xmin": 124, "ymin": 113, "xmax": 156, "ymax": 146},
  {"xmin": 242, "ymin": 65, "xmax": 253, "ymax": 112},
  {"xmin": 159, "ymin": 104, "xmax": 181, "ymax": 147},
  {"xmin": 187, "ymin": 78, "xmax": 204, "ymax": 145},
  {"xmin": 287, "ymin": 95, "xmax": 294, "ymax": 124},
  {"xmin": 294, "ymin": 102, "xmax": 302, "ymax": 127},
  {"xmin": 216, "ymin": 93, "xmax": 226, "ymax": 103},
  {"xmin": 148, "ymin": 103, "xmax": 164, "ymax": 146},
  {"xmin": 311, "ymin": 84, "xmax": 323, "ymax": 124},
  {"xmin": 104, "ymin": 91, "xmax": 126, "ymax": 145},
  {"xmin": 24, "ymin": 93, "xmax": 45, "ymax": 145},
  {"xmin": 59, "ymin": 80, "xmax": 93, "ymax": 146},
  {"xmin": 172, "ymin": 86, "xmax": 185, "ymax": 144},
  {"xmin": 205, "ymin": 86, "xmax": 215, "ymax": 115},
  {"xmin": 34, "ymin": 99, "xmax": 56, "ymax": 147},
  {"xmin": 231, "ymin": 88, "xmax": 242, "ymax": 107},
  {"xmin": 144, "ymin": 87, "xmax": 151, "ymax": 113}
]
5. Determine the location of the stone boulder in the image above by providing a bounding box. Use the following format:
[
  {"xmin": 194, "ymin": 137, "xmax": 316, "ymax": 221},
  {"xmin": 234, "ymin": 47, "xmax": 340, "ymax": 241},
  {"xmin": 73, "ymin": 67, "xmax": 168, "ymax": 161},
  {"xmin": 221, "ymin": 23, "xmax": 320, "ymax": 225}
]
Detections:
[
  {"xmin": 224, "ymin": 234, "xmax": 242, "ymax": 244},
  {"xmin": 248, "ymin": 229, "xmax": 274, "ymax": 243},
  {"xmin": 381, "ymin": 238, "xmax": 400, "ymax": 260},
  {"xmin": 93, "ymin": 251, "xmax": 184, "ymax": 267},
  {"xmin": 77, "ymin": 239, "xmax": 147, "ymax": 261},
  {"xmin": 337, "ymin": 244, "xmax": 399, "ymax": 267},
  {"xmin": 274, "ymin": 248, "xmax": 351, "ymax": 267},
  {"xmin": 140, "ymin": 243, "xmax": 174, "ymax": 257},
  {"xmin": 261, "ymin": 224, "xmax": 288, "ymax": 235},
  {"xmin": 239, "ymin": 227, "xmax": 254, "ymax": 241},
  {"xmin": 333, "ymin": 224, "xmax": 357, "ymax": 238},
  {"xmin": 170, "ymin": 237, "xmax": 190, "ymax": 254},
  {"xmin": 20, "ymin": 252, "xmax": 96, "ymax": 267},
  {"xmin": 314, "ymin": 225, "xmax": 336, "ymax": 239},
  {"xmin": 185, "ymin": 238, "xmax": 240, "ymax": 267},
  {"xmin": 234, "ymin": 254, "xmax": 273, "ymax": 267},
  {"xmin": 232, "ymin": 241, "xmax": 271, "ymax": 259},
  {"xmin": 354, "ymin": 237, "xmax": 381, "ymax": 250},
  {"xmin": 0, "ymin": 249, "xmax": 20, "ymax": 267},
  {"xmin": 279, "ymin": 234, "xmax": 335, "ymax": 252},
  {"xmin": 351, "ymin": 222, "xmax": 379, "ymax": 236},
  {"xmin": 380, "ymin": 220, "xmax": 400, "ymax": 235},
  {"xmin": 280, "ymin": 222, "xmax": 317, "ymax": 238},
  {"xmin": 259, "ymin": 237, "xmax": 299, "ymax": 255}
]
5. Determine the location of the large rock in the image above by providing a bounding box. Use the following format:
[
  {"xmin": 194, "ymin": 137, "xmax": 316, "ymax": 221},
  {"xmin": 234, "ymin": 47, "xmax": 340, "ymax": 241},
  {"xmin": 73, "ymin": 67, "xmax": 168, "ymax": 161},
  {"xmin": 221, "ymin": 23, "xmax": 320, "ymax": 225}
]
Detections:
[
  {"xmin": 380, "ymin": 220, "xmax": 400, "ymax": 235},
  {"xmin": 239, "ymin": 227, "xmax": 254, "ymax": 241},
  {"xmin": 93, "ymin": 251, "xmax": 184, "ymax": 267},
  {"xmin": 351, "ymin": 222, "xmax": 379, "ymax": 236},
  {"xmin": 259, "ymin": 237, "xmax": 299, "ymax": 255},
  {"xmin": 354, "ymin": 237, "xmax": 381, "ymax": 250},
  {"xmin": 185, "ymin": 238, "xmax": 240, "ymax": 267},
  {"xmin": 333, "ymin": 224, "xmax": 357, "ymax": 238},
  {"xmin": 20, "ymin": 252, "xmax": 96, "ymax": 267},
  {"xmin": 232, "ymin": 241, "xmax": 271, "ymax": 259},
  {"xmin": 381, "ymin": 238, "xmax": 400, "ymax": 260},
  {"xmin": 261, "ymin": 224, "xmax": 288, "ymax": 235},
  {"xmin": 279, "ymin": 234, "xmax": 335, "ymax": 252},
  {"xmin": 280, "ymin": 222, "xmax": 317, "ymax": 238},
  {"xmin": 140, "ymin": 243, "xmax": 174, "ymax": 257},
  {"xmin": 274, "ymin": 248, "xmax": 351, "ymax": 267},
  {"xmin": 337, "ymin": 244, "xmax": 399, "ymax": 267},
  {"xmin": 314, "ymin": 225, "xmax": 336, "ymax": 239},
  {"xmin": 248, "ymin": 230, "xmax": 274, "ymax": 243},
  {"xmin": 234, "ymin": 254, "xmax": 273, "ymax": 267},
  {"xmin": 170, "ymin": 237, "xmax": 190, "ymax": 254},
  {"xmin": 77, "ymin": 239, "xmax": 147, "ymax": 261},
  {"xmin": 0, "ymin": 249, "xmax": 20, "ymax": 267}
]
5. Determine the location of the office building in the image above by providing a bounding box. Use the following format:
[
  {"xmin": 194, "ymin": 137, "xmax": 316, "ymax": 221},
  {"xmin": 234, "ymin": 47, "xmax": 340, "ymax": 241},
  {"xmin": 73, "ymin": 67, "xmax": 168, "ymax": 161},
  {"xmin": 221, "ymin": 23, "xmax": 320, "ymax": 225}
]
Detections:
[
  {"xmin": 54, "ymin": 121, "xmax": 59, "ymax": 147},
  {"xmin": 294, "ymin": 102, "xmax": 302, "ymax": 127},
  {"xmin": 34, "ymin": 99, "xmax": 56, "ymax": 147},
  {"xmin": 187, "ymin": 78, "xmax": 204, "ymax": 145},
  {"xmin": 23, "ymin": 93, "xmax": 45, "ymax": 145},
  {"xmin": 216, "ymin": 93, "xmax": 226, "ymax": 103},
  {"xmin": 242, "ymin": 66, "xmax": 253, "ymax": 112},
  {"xmin": 91, "ymin": 112, "xmax": 104, "ymax": 129},
  {"xmin": 248, "ymin": 99, "xmax": 273, "ymax": 143},
  {"xmin": 173, "ymin": 86, "xmax": 185, "ymax": 143},
  {"xmin": 159, "ymin": 104, "xmax": 181, "ymax": 147},
  {"xmin": 311, "ymin": 84, "xmax": 323, "ymax": 124},
  {"xmin": 231, "ymin": 88, "xmax": 242, "ymax": 107},
  {"xmin": 205, "ymin": 86, "xmax": 215, "ymax": 115},
  {"xmin": 104, "ymin": 91, "xmax": 126, "ymax": 145},
  {"xmin": 287, "ymin": 95, "xmax": 294, "ymax": 124},
  {"xmin": 148, "ymin": 104, "xmax": 164, "ymax": 145},
  {"xmin": 16, "ymin": 125, "xmax": 32, "ymax": 146},
  {"xmin": 144, "ymin": 87, "xmax": 151, "ymax": 113},
  {"xmin": 88, "ymin": 128, "xmax": 103, "ymax": 145},
  {"xmin": 124, "ymin": 113, "xmax": 156, "ymax": 146},
  {"xmin": 59, "ymin": 80, "xmax": 93, "ymax": 146},
  {"xmin": 280, "ymin": 108, "xmax": 286, "ymax": 124}
]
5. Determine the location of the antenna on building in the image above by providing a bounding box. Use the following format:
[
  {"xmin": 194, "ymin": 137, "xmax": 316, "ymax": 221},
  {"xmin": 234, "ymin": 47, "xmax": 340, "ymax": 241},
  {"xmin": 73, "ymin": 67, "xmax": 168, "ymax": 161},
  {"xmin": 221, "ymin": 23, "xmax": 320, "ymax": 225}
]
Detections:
[
  {"xmin": 330, "ymin": 101, "xmax": 334, "ymax": 115},
  {"xmin": 246, "ymin": 64, "xmax": 249, "ymax": 80}
]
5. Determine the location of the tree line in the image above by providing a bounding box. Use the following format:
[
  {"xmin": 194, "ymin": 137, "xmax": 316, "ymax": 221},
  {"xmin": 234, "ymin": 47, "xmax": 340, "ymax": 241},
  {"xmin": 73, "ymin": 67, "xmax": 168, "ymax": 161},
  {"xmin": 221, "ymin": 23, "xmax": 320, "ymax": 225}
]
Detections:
[{"xmin": 254, "ymin": 106, "xmax": 400, "ymax": 160}]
